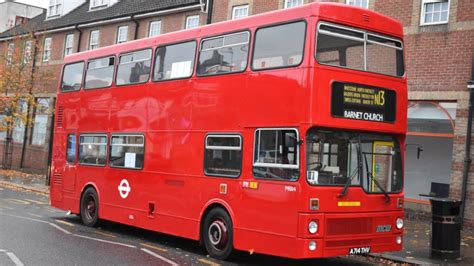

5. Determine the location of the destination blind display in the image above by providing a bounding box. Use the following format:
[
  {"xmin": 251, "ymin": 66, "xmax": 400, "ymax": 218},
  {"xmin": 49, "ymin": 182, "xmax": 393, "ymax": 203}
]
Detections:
[{"xmin": 331, "ymin": 82, "xmax": 396, "ymax": 123}]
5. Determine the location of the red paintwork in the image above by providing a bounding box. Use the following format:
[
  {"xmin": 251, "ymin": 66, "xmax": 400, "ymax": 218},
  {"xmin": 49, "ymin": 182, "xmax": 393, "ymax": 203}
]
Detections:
[{"xmin": 50, "ymin": 2, "xmax": 406, "ymax": 259}]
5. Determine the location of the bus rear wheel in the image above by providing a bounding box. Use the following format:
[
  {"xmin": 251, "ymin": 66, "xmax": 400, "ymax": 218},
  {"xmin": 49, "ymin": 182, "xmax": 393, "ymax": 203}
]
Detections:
[
  {"xmin": 80, "ymin": 187, "xmax": 99, "ymax": 227},
  {"xmin": 202, "ymin": 208, "xmax": 234, "ymax": 260}
]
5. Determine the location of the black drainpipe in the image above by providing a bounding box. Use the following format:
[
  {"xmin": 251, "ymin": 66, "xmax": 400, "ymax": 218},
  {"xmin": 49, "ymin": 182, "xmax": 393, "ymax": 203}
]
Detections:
[
  {"xmin": 460, "ymin": 56, "xmax": 474, "ymax": 228},
  {"xmin": 75, "ymin": 25, "xmax": 82, "ymax": 53},
  {"xmin": 131, "ymin": 15, "xmax": 139, "ymax": 40},
  {"xmin": 206, "ymin": 0, "xmax": 214, "ymax": 24}
]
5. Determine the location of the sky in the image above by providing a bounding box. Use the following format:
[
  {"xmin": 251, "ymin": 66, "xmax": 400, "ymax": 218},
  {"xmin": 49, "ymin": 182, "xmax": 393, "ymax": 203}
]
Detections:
[{"xmin": 2, "ymin": 0, "xmax": 49, "ymax": 9}]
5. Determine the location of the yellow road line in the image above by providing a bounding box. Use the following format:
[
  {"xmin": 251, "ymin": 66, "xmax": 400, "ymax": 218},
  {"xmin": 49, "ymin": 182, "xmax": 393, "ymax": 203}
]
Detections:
[
  {"xmin": 94, "ymin": 231, "xmax": 116, "ymax": 238},
  {"xmin": 140, "ymin": 243, "xmax": 168, "ymax": 252},
  {"xmin": 4, "ymin": 199, "xmax": 30, "ymax": 204},
  {"xmin": 55, "ymin": 219, "xmax": 75, "ymax": 227},
  {"xmin": 198, "ymin": 258, "xmax": 221, "ymax": 266},
  {"xmin": 27, "ymin": 212, "xmax": 43, "ymax": 218},
  {"xmin": 24, "ymin": 199, "xmax": 47, "ymax": 205}
]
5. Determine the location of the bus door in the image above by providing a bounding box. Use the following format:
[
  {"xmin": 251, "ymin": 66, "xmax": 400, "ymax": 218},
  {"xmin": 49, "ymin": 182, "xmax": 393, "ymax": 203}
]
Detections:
[
  {"xmin": 63, "ymin": 133, "xmax": 77, "ymax": 192},
  {"xmin": 239, "ymin": 128, "xmax": 301, "ymax": 242}
]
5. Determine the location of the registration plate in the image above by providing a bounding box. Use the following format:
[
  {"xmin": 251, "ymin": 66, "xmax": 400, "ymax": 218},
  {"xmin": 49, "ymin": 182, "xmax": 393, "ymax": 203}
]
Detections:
[{"xmin": 348, "ymin": 247, "xmax": 371, "ymax": 255}]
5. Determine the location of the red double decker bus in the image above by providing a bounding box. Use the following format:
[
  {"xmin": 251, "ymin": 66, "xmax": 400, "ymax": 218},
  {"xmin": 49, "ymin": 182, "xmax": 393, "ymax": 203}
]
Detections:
[{"xmin": 51, "ymin": 2, "xmax": 406, "ymax": 260}]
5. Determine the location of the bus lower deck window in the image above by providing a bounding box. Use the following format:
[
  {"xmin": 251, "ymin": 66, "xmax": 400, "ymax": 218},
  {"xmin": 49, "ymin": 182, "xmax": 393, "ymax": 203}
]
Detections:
[
  {"xmin": 253, "ymin": 129, "xmax": 299, "ymax": 181},
  {"xmin": 109, "ymin": 135, "xmax": 145, "ymax": 169},
  {"xmin": 79, "ymin": 135, "xmax": 107, "ymax": 166},
  {"xmin": 204, "ymin": 135, "xmax": 242, "ymax": 177}
]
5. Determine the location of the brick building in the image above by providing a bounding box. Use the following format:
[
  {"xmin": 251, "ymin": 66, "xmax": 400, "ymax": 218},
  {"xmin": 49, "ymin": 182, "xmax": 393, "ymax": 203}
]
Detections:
[{"xmin": 0, "ymin": 0, "xmax": 473, "ymax": 222}]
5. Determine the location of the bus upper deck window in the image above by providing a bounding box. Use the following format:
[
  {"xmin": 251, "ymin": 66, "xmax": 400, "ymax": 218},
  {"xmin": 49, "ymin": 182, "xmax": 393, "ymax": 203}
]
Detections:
[
  {"xmin": 85, "ymin": 56, "xmax": 115, "ymax": 89},
  {"xmin": 116, "ymin": 49, "xmax": 152, "ymax": 86},
  {"xmin": 153, "ymin": 41, "xmax": 196, "ymax": 81},
  {"xmin": 61, "ymin": 62, "xmax": 84, "ymax": 92},
  {"xmin": 197, "ymin": 31, "xmax": 249, "ymax": 76},
  {"xmin": 252, "ymin": 21, "xmax": 306, "ymax": 70}
]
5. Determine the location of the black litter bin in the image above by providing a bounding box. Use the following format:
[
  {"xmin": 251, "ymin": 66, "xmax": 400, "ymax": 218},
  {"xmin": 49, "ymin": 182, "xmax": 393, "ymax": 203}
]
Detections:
[{"xmin": 430, "ymin": 198, "xmax": 462, "ymax": 260}]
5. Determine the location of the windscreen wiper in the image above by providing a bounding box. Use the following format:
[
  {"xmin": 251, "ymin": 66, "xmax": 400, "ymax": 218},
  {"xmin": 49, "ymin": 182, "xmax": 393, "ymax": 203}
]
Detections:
[
  {"xmin": 338, "ymin": 142, "xmax": 360, "ymax": 198},
  {"xmin": 362, "ymin": 152, "xmax": 391, "ymax": 203}
]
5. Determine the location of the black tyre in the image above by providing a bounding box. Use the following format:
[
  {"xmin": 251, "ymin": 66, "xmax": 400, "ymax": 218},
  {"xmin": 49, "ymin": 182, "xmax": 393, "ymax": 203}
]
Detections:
[
  {"xmin": 80, "ymin": 187, "xmax": 99, "ymax": 227},
  {"xmin": 202, "ymin": 208, "xmax": 234, "ymax": 260}
]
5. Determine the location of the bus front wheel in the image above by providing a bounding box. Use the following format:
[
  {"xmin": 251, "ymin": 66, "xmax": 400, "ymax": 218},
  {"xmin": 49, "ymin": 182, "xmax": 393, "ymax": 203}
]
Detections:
[
  {"xmin": 202, "ymin": 207, "xmax": 234, "ymax": 260},
  {"xmin": 80, "ymin": 187, "xmax": 99, "ymax": 227}
]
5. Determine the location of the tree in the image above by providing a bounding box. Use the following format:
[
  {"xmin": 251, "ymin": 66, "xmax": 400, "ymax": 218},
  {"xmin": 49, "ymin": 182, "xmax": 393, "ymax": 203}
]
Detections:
[{"xmin": 0, "ymin": 29, "xmax": 54, "ymax": 169}]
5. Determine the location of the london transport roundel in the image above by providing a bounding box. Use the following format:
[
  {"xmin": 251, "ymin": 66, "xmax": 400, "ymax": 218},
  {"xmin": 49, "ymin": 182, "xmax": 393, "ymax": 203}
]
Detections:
[{"xmin": 118, "ymin": 179, "xmax": 131, "ymax": 199}]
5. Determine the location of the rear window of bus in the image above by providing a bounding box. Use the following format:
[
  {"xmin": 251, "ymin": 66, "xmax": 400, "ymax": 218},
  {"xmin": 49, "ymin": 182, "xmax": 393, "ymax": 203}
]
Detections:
[
  {"xmin": 85, "ymin": 56, "xmax": 115, "ymax": 89},
  {"xmin": 61, "ymin": 62, "xmax": 84, "ymax": 92}
]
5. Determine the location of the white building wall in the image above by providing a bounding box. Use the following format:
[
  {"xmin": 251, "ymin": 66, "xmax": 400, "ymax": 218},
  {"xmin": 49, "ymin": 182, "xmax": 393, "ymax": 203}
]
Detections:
[{"xmin": 0, "ymin": 1, "xmax": 44, "ymax": 33}]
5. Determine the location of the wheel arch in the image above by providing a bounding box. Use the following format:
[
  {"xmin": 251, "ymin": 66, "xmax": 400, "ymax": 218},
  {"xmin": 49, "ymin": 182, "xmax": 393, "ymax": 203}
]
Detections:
[
  {"xmin": 199, "ymin": 199, "xmax": 235, "ymax": 243},
  {"xmin": 79, "ymin": 182, "xmax": 100, "ymax": 214}
]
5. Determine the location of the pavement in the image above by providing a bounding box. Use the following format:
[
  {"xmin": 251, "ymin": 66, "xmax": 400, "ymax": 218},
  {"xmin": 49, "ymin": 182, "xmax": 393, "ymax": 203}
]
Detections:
[{"xmin": 2, "ymin": 170, "xmax": 474, "ymax": 265}]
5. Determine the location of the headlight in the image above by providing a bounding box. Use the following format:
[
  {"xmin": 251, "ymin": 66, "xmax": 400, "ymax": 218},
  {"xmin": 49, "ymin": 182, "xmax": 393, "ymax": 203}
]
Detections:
[
  {"xmin": 308, "ymin": 221, "xmax": 318, "ymax": 234},
  {"xmin": 309, "ymin": 241, "xmax": 317, "ymax": 251},
  {"xmin": 396, "ymin": 218, "xmax": 404, "ymax": 229}
]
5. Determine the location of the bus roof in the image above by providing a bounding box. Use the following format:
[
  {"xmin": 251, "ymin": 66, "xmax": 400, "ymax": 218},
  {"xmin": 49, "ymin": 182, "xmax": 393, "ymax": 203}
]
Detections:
[{"xmin": 64, "ymin": 2, "xmax": 403, "ymax": 64}]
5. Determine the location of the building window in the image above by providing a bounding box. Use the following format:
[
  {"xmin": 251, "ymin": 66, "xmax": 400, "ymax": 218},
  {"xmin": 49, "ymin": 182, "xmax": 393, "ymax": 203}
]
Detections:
[
  {"xmin": 346, "ymin": 0, "xmax": 369, "ymax": 8},
  {"xmin": 90, "ymin": 0, "xmax": 109, "ymax": 9},
  {"xmin": 48, "ymin": 0, "xmax": 62, "ymax": 17},
  {"xmin": 116, "ymin": 26, "xmax": 128, "ymax": 44},
  {"xmin": 149, "ymin": 21, "xmax": 162, "ymax": 37},
  {"xmin": 232, "ymin": 5, "xmax": 249, "ymax": 20},
  {"xmin": 0, "ymin": 114, "xmax": 6, "ymax": 140},
  {"xmin": 64, "ymin": 34, "xmax": 74, "ymax": 56},
  {"xmin": 43, "ymin": 38, "xmax": 52, "ymax": 62},
  {"xmin": 284, "ymin": 0, "xmax": 304, "ymax": 9},
  {"xmin": 185, "ymin": 15, "xmax": 200, "ymax": 29},
  {"xmin": 31, "ymin": 98, "xmax": 50, "ymax": 146},
  {"xmin": 15, "ymin": 16, "xmax": 27, "ymax": 26},
  {"xmin": 109, "ymin": 135, "xmax": 145, "ymax": 169},
  {"xmin": 23, "ymin": 41, "xmax": 32, "ymax": 64},
  {"xmin": 12, "ymin": 100, "xmax": 27, "ymax": 143},
  {"xmin": 204, "ymin": 135, "xmax": 242, "ymax": 177},
  {"xmin": 79, "ymin": 134, "xmax": 107, "ymax": 166},
  {"xmin": 421, "ymin": 0, "xmax": 449, "ymax": 25},
  {"xmin": 89, "ymin": 30, "xmax": 99, "ymax": 50},
  {"xmin": 6, "ymin": 43, "xmax": 14, "ymax": 65}
]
